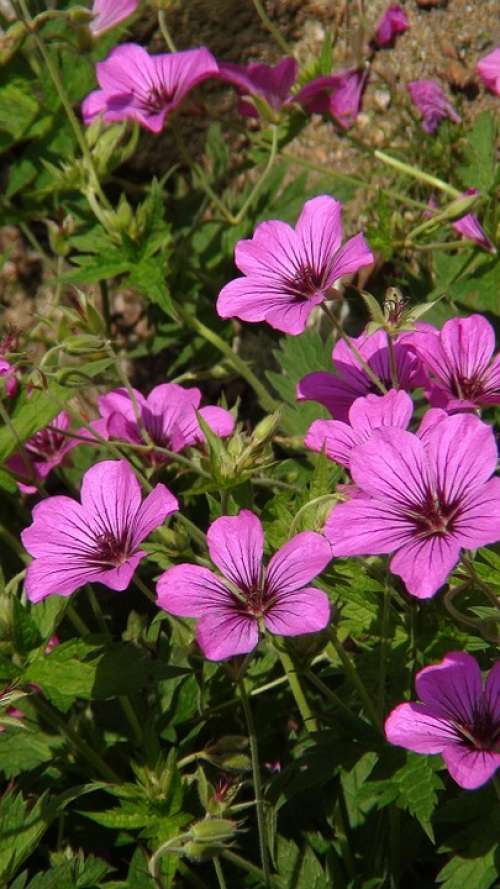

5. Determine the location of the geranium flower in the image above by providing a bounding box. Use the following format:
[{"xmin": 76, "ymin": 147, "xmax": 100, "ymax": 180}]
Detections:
[
  {"xmin": 0, "ymin": 358, "xmax": 17, "ymax": 397},
  {"xmin": 7, "ymin": 412, "xmax": 80, "ymax": 494},
  {"xmin": 385, "ymin": 652, "xmax": 500, "ymax": 789},
  {"xmin": 217, "ymin": 57, "xmax": 297, "ymax": 118},
  {"xmin": 297, "ymin": 328, "xmax": 426, "ymax": 422},
  {"xmin": 412, "ymin": 314, "xmax": 500, "ymax": 411},
  {"xmin": 451, "ymin": 189, "xmax": 496, "ymax": 253},
  {"xmin": 407, "ymin": 80, "xmax": 461, "ymax": 133},
  {"xmin": 95, "ymin": 384, "xmax": 234, "ymax": 461},
  {"xmin": 82, "ymin": 43, "xmax": 218, "ymax": 132},
  {"xmin": 476, "ymin": 47, "xmax": 500, "ymax": 95},
  {"xmin": 325, "ymin": 413, "xmax": 500, "ymax": 599},
  {"xmin": 89, "ymin": 0, "xmax": 139, "ymax": 37},
  {"xmin": 156, "ymin": 510, "xmax": 331, "ymax": 661},
  {"xmin": 295, "ymin": 68, "xmax": 368, "ymax": 129},
  {"xmin": 373, "ymin": 4, "xmax": 409, "ymax": 47},
  {"xmin": 217, "ymin": 195, "xmax": 373, "ymax": 335},
  {"xmin": 21, "ymin": 459, "xmax": 178, "ymax": 602}
]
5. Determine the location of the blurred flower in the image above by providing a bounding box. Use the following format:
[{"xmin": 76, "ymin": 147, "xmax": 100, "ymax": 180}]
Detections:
[
  {"xmin": 0, "ymin": 357, "xmax": 17, "ymax": 397},
  {"xmin": 297, "ymin": 328, "xmax": 426, "ymax": 421},
  {"xmin": 217, "ymin": 195, "xmax": 373, "ymax": 335},
  {"xmin": 407, "ymin": 79, "xmax": 460, "ymax": 133},
  {"xmin": 82, "ymin": 43, "xmax": 218, "ymax": 132},
  {"xmin": 373, "ymin": 4, "xmax": 409, "ymax": 47},
  {"xmin": 95, "ymin": 384, "xmax": 234, "ymax": 461},
  {"xmin": 217, "ymin": 57, "xmax": 297, "ymax": 118},
  {"xmin": 89, "ymin": 0, "xmax": 139, "ymax": 37},
  {"xmin": 22, "ymin": 459, "xmax": 178, "ymax": 602},
  {"xmin": 325, "ymin": 413, "xmax": 500, "ymax": 599},
  {"xmin": 295, "ymin": 68, "xmax": 368, "ymax": 129},
  {"xmin": 385, "ymin": 652, "xmax": 500, "ymax": 789},
  {"xmin": 0, "ymin": 707, "xmax": 24, "ymax": 732},
  {"xmin": 412, "ymin": 314, "xmax": 500, "ymax": 412},
  {"xmin": 7, "ymin": 412, "xmax": 79, "ymax": 495},
  {"xmin": 476, "ymin": 47, "xmax": 500, "ymax": 95},
  {"xmin": 451, "ymin": 189, "xmax": 496, "ymax": 253},
  {"xmin": 156, "ymin": 510, "xmax": 331, "ymax": 660}
]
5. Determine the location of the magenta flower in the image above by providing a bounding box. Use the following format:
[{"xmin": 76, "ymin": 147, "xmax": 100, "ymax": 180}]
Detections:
[
  {"xmin": 407, "ymin": 80, "xmax": 461, "ymax": 134},
  {"xmin": 451, "ymin": 190, "xmax": 496, "ymax": 253},
  {"xmin": 21, "ymin": 459, "xmax": 178, "ymax": 603},
  {"xmin": 476, "ymin": 48, "xmax": 500, "ymax": 96},
  {"xmin": 217, "ymin": 196, "xmax": 373, "ymax": 336},
  {"xmin": 217, "ymin": 57, "xmax": 297, "ymax": 118},
  {"xmin": 0, "ymin": 357, "xmax": 17, "ymax": 397},
  {"xmin": 7, "ymin": 412, "xmax": 79, "ymax": 494},
  {"xmin": 156, "ymin": 510, "xmax": 331, "ymax": 661},
  {"xmin": 385, "ymin": 652, "xmax": 500, "ymax": 790},
  {"xmin": 297, "ymin": 328, "xmax": 426, "ymax": 422},
  {"xmin": 96, "ymin": 383, "xmax": 234, "ymax": 461},
  {"xmin": 295, "ymin": 68, "xmax": 368, "ymax": 129},
  {"xmin": 89, "ymin": 0, "xmax": 139, "ymax": 37},
  {"xmin": 325, "ymin": 413, "xmax": 500, "ymax": 599},
  {"xmin": 413, "ymin": 314, "xmax": 500, "ymax": 412},
  {"xmin": 374, "ymin": 4, "xmax": 409, "ymax": 47},
  {"xmin": 82, "ymin": 43, "xmax": 218, "ymax": 132}
]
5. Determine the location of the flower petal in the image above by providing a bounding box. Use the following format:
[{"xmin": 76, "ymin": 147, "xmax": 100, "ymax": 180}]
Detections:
[
  {"xmin": 415, "ymin": 652, "xmax": 482, "ymax": 722},
  {"xmin": 197, "ymin": 406, "xmax": 235, "ymax": 439},
  {"xmin": 297, "ymin": 370, "xmax": 367, "ymax": 421},
  {"xmin": 349, "ymin": 428, "xmax": 430, "ymax": 509},
  {"xmin": 441, "ymin": 315, "xmax": 495, "ymax": 380},
  {"xmin": 325, "ymin": 497, "xmax": 415, "ymax": 555},
  {"xmin": 443, "ymin": 746, "xmax": 500, "ymax": 790},
  {"xmin": 21, "ymin": 496, "xmax": 92, "ymax": 559},
  {"xmin": 385, "ymin": 702, "xmax": 457, "ymax": 754},
  {"xmin": 348, "ymin": 389, "xmax": 413, "ymax": 435},
  {"xmin": 196, "ymin": 609, "xmax": 259, "ymax": 660},
  {"xmin": 233, "ymin": 219, "xmax": 298, "ymax": 278},
  {"xmin": 80, "ymin": 459, "xmax": 142, "ymax": 537},
  {"xmin": 426, "ymin": 413, "xmax": 498, "ymax": 504},
  {"xmin": 207, "ymin": 510, "xmax": 264, "ymax": 591},
  {"xmin": 24, "ymin": 558, "xmax": 95, "ymax": 602},
  {"xmin": 263, "ymin": 586, "xmax": 330, "ymax": 636},
  {"xmin": 264, "ymin": 298, "xmax": 320, "ymax": 335},
  {"xmin": 453, "ymin": 477, "xmax": 500, "ymax": 549},
  {"xmin": 91, "ymin": 552, "xmax": 145, "ymax": 591},
  {"xmin": 130, "ymin": 483, "xmax": 178, "ymax": 548},
  {"xmin": 485, "ymin": 661, "xmax": 500, "ymax": 725},
  {"xmin": 295, "ymin": 195, "xmax": 343, "ymax": 275},
  {"xmin": 325, "ymin": 232, "xmax": 374, "ymax": 285},
  {"xmin": 304, "ymin": 419, "xmax": 358, "ymax": 466},
  {"xmin": 265, "ymin": 531, "xmax": 332, "ymax": 594},
  {"xmin": 389, "ymin": 534, "xmax": 461, "ymax": 599},
  {"xmin": 156, "ymin": 564, "xmax": 233, "ymax": 617}
]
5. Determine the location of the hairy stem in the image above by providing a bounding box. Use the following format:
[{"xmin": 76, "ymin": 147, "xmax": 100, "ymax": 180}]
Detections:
[
  {"xmin": 321, "ymin": 304, "xmax": 387, "ymax": 395},
  {"xmin": 238, "ymin": 678, "xmax": 270, "ymax": 885},
  {"xmin": 327, "ymin": 628, "xmax": 382, "ymax": 732},
  {"xmin": 278, "ymin": 648, "xmax": 318, "ymax": 732}
]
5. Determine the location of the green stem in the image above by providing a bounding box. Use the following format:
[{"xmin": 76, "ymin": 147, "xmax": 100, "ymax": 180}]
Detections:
[
  {"xmin": 289, "ymin": 493, "xmax": 340, "ymax": 536},
  {"xmin": 0, "ymin": 396, "xmax": 38, "ymax": 487},
  {"xmin": 327, "ymin": 628, "xmax": 382, "ymax": 732},
  {"xmin": 158, "ymin": 10, "xmax": 177, "ymax": 52},
  {"xmin": 304, "ymin": 669, "xmax": 359, "ymax": 723},
  {"xmin": 277, "ymin": 649, "xmax": 318, "ymax": 732},
  {"xmin": 321, "ymin": 304, "xmax": 387, "ymax": 395},
  {"xmin": 0, "ymin": 523, "xmax": 28, "ymax": 561},
  {"xmin": 66, "ymin": 602, "xmax": 91, "ymax": 636},
  {"xmin": 214, "ymin": 857, "xmax": 228, "ymax": 889},
  {"xmin": 233, "ymin": 125, "xmax": 278, "ymax": 224},
  {"xmin": 176, "ymin": 512, "xmax": 208, "ymax": 549},
  {"xmin": 100, "ymin": 281, "xmax": 112, "ymax": 338},
  {"xmin": 408, "ymin": 240, "xmax": 475, "ymax": 252},
  {"xmin": 149, "ymin": 832, "xmax": 192, "ymax": 885},
  {"xmin": 134, "ymin": 574, "xmax": 157, "ymax": 604},
  {"xmin": 374, "ymin": 150, "xmax": 460, "ymax": 197},
  {"xmin": 251, "ymin": 0, "xmax": 294, "ymax": 55},
  {"xmin": 238, "ymin": 678, "xmax": 270, "ymax": 886}
]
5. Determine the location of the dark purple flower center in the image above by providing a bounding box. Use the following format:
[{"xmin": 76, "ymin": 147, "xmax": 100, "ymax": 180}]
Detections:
[
  {"xmin": 142, "ymin": 85, "xmax": 174, "ymax": 114},
  {"xmin": 27, "ymin": 428, "xmax": 65, "ymax": 460},
  {"xmin": 286, "ymin": 264, "xmax": 325, "ymax": 301},
  {"xmin": 142, "ymin": 410, "xmax": 172, "ymax": 450},
  {"xmin": 455, "ymin": 701, "xmax": 500, "ymax": 752},
  {"xmin": 92, "ymin": 529, "xmax": 132, "ymax": 567},
  {"xmin": 409, "ymin": 491, "xmax": 459, "ymax": 536},
  {"xmin": 451, "ymin": 372, "xmax": 486, "ymax": 402}
]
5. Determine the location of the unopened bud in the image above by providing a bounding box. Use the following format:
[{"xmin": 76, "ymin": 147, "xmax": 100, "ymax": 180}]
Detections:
[
  {"xmin": 190, "ymin": 818, "xmax": 237, "ymax": 844},
  {"xmin": 64, "ymin": 334, "xmax": 106, "ymax": 355},
  {"xmin": 253, "ymin": 411, "xmax": 281, "ymax": 444}
]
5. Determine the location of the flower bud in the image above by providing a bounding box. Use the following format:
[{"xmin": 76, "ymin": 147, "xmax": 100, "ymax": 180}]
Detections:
[
  {"xmin": 0, "ymin": 21, "xmax": 27, "ymax": 65},
  {"xmin": 253, "ymin": 411, "xmax": 281, "ymax": 445},
  {"xmin": 64, "ymin": 334, "xmax": 106, "ymax": 355},
  {"xmin": 190, "ymin": 817, "xmax": 237, "ymax": 844}
]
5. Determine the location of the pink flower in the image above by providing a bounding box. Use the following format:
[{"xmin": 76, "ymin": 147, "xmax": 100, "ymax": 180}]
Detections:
[
  {"xmin": 412, "ymin": 314, "xmax": 500, "ymax": 412},
  {"xmin": 96, "ymin": 384, "xmax": 234, "ymax": 461},
  {"xmin": 407, "ymin": 80, "xmax": 461, "ymax": 134},
  {"xmin": 297, "ymin": 328, "xmax": 426, "ymax": 422},
  {"xmin": 21, "ymin": 459, "xmax": 178, "ymax": 603},
  {"xmin": 374, "ymin": 4, "xmax": 409, "ymax": 47},
  {"xmin": 325, "ymin": 413, "xmax": 500, "ymax": 599},
  {"xmin": 476, "ymin": 48, "xmax": 500, "ymax": 95},
  {"xmin": 451, "ymin": 190, "xmax": 496, "ymax": 253},
  {"xmin": 0, "ymin": 358, "xmax": 17, "ymax": 397},
  {"xmin": 385, "ymin": 652, "xmax": 500, "ymax": 790},
  {"xmin": 89, "ymin": 0, "xmax": 139, "ymax": 37},
  {"xmin": 156, "ymin": 510, "xmax": 331, "ymax": 661},
  {"xmin": 82, "ymin": 43, "xmax": 218, "ymax": 132},
  {"xmin": 217, "ymin": 57, "xmax": 297, "ymax": 117},
  {"xmin": 0, "ymin": 707, "xmax": 24, "ymax": 732},
  {"xmin": 217, "ymin": 196, "xmax": 373, "ymax": 336},
  {"xmin": 7, "ymin": 412, "xmax": 80, "ymax": 494},
  {"xmin": 295, "ymin": 68, "xmax": 368, "ymax": 129}
]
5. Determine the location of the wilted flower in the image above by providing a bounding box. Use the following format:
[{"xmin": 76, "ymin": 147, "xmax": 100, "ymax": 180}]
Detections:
[
  {"xmin": 385, "ymin": 652, "xmax": 500, "ymax": 789},
  {"xmin": 476, "ymin": 47, "xmax": 500, "ymax": 95},
  {"xmin": 217, "ymin": 57, "xmax": 297, "ymax": 118},
  {"xmin": 412, "ymin": 314, "xmax": 500, "ymax": 411},
  {"xmin": 82, "ymin": 43, "xmax": 218, "ymax": 132},
  {"xmin": 0, "ymin": 357, "xmax": 17, "ymax": 397},
  {"xmin": 451, "ymin": 189, "xmax": 496, "ymax": 253},
  {"xmin": 217, "ymin": 195, "xmax": 373, "ymax": 335},
  {"xmin": 297, "ymin": 328, "xmax": 426, "ymax": 422},
  {"xmin": 325, "ymin": 413, "xmax": 500, "ymax": 599},
  {"xmin": 373, "ymin": 4, "xmax": 409, "ymax": 47},
  {"xmin": 95, "ymin": 384, "xmax": 234, "ymax": 461},
  {"xmin": 89, "ymin": 0, "xmax": 139, "ymax": 37},
  {"xmin": 22, "ymin": 460, "xmax": 178, "ymax": 602},
  {"xmin": 295, "ymin": 68, "xmax": 368, "ymax": 129},
  {"xmin": 156, "ymin": 510, "xmax": 331, "ymax": 660},
  {"xmin": 7, "ymin": 412, "xmax": 79, "ymax": 494},
  {"xmin": 407, "ymin": 79, "xmax": 461, "ymax": 133}
]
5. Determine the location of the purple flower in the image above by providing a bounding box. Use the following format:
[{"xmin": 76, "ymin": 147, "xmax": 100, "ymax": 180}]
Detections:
[
  {"xmin": 297, "ymin": 328, "xmax": 426, "ymax": 422},
  {"xmin": 476, "ymin": 48, "xmax": 500, "ymax": 96},
  {"xmin": 295, "ymin": 68, "xmax": 368, "ymax": 129},
  {"xmin": 217, "ymin": 57, "xmax": 297, "ymax": 118},
  {"xmin": 89, "ymin": 0, "xmax": 139, "ymax": 37},
  {"xmin": 0, "ymin": 358, "xmax": 17, "ymax": 397},
  {"xmin": 82, "ymin": 43, "xmax": 218, "ymax": 132},
  {"xmin": 156, "ymin": 509, "xmax": 331, "ymax": 661},
  {"xmin": 452, "ymin": 190, "xmax": 496, "ymax": 253},
  {"xmin": 7, "ymin": 412, "xmax": 80, "ymax": 494},
  {"xmin": 374, "ymin": 4, "xmax": 409, "ymax": 47},
  {"xmin": 412, "ymin": 314, "xmax": 500, "ymax": 412},
  {"xmin": 96, "ymin": 383, "xmax": 234, "ymax": 461},
  {"xmin": 217, "ymin": 195, "xmax": 373, "ymax": 335},
  {"xmin": 385, "ymin": 652, "xmax": 500, "ymax": 790},
  {"xmin": 407, "ymin": 80, "xmax": 461, "ymax": 134},
  {"xmin": 325, "ymin": 413, "xmax": 500, "ymax": 599},
  {"xmin": 21, "ymin": 459, "xmax": 178, "ymax": 603}
]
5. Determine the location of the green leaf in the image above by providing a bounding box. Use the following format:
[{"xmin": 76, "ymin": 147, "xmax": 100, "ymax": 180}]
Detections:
[
  {"xmin": 126, "ymin": 255, "xmax": 176, "ymax": 320},
  {"xmin": 0, "ymin": 727, "xmax": 56, "ymax": 779},
  {"xmin": 0, "ymin": 791, "xmax": 51, "ymax": 880},
  {"xmin": 448, "ymin": 256, "xmax": 500, "ymax": 314},
  {"xmin": 267, "ymin": 329, "xmax": 332, "ymax": 435},
  {"xmin": 12, "ymin": 597, "xmax": 42, "ymax": 655},
  {"xmin": 276, "ymin": 836, "xmax": 330, "ymax": 889},
  {"xmin": 0, "ymin": 78, "xmax": 39, "ymax": 150},
  {"xmin": 437, "ymin": 848, "xmax": 498, "ymax": 889},
  {"xmin": 0, "ymin": 383, "xmax": 71, "ymax": 463},
  {"xmin": 457, "ymin": 111, "xmax": 497, "ymax": 194}
]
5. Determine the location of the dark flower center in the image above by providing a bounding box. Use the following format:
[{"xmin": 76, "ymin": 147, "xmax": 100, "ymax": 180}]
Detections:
[
  {"xmin": 455, "ymin": 702, "xmax": 500, "ymax": 752},
  {"xmin": 230, "ymin": 577, "xmax": 276, "ymax": 619},
  {"xmin": 286, "ymin": 264, "xmax": 324, "ymax": 301},
  {"xmin": 92, "ymin": 529, "xmax": 131, "ymax": 567},
  {"xmin": 451, "ymin": 373, "xmax": 486, "ymax": 402},
  {"xmin": 409, "ymin": 491, "xmax": 459, "ymax": 536},
  {"xmin": 142, "ymin": 85, "xmax": 174, "ymax": 114},
  {"xmin": 28, "ymin": 428, "xmax": 65, "ymax": 460},
  {"xmin": 143, "ymin": 410, "xmax": 172, "ymax": 449}
]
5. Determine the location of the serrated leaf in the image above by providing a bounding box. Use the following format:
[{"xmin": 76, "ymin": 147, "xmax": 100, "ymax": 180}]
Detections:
[
  {"xmin": 267, "ymin": 329, "xmax": 332, "ymax": 435},
  {"xmin": 436, "ymin": 848, "xmax": 498, "ymax": 889},
  {"xmin": 391, "ymin": 753, "xmax": 443, "ymax": 840},
  {"xmin": 457, "ymin": 111, "xmax": 496, "ymax": 194},
  {"xmin": 0, "ymin": 726, "xmax": 58, "ymax": 779},
  {"xmin": 12, "ymin": 597, "xmax": 42, "ymax": 655}
]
